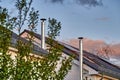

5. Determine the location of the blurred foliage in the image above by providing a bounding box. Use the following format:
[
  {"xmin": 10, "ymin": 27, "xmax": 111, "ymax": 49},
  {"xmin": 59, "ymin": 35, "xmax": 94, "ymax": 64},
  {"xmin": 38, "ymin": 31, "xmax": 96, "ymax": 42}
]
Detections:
[{"xmin": 0, "ymin": 0, "xmax": 73, "ymax": 80}]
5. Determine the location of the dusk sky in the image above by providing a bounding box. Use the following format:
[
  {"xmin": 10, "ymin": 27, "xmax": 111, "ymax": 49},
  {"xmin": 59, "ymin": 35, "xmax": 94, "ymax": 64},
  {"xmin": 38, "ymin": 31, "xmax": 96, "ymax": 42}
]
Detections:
[{"xmin": 0, "ymin": 0, "xmax": 120, "ymax": 43}]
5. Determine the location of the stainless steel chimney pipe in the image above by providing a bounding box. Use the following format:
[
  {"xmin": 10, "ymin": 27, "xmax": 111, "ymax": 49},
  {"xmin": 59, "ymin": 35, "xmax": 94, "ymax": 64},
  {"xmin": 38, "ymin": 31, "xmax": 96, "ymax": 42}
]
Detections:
[
  {"xmin": 41, "ymin": 18, "xmax": 46, "ymax": 49},
  {"xmin": 78, "ymin": 37, "xmax": 83, "ymax": 80}
]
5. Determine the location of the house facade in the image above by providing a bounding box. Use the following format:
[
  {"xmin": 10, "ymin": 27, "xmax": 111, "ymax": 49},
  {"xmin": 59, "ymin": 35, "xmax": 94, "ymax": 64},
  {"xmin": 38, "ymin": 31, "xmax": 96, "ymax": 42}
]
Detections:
[
  {"xmin": 1, "ymin": 22, "xmax": 120, "ymax": 80},
  {"xmin": 19, "ymin": 30, "xmax": 120, "ymax": 80}
]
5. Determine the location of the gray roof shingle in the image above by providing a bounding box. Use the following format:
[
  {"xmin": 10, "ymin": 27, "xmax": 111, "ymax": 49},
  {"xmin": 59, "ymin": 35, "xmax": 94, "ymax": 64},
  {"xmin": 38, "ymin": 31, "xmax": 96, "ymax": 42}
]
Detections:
[{"xmin": 11, "ymin": 32, "xmax": 48, "ymax": 55}]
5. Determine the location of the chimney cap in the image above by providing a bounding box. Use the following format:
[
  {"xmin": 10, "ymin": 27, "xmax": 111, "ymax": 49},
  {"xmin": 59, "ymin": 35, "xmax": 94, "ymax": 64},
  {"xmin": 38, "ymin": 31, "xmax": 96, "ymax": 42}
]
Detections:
[
  {"xmin": 41, "ymin": 18, "xmax": 46, "ymax": 21},
  {"xmin": 78, "ymin": 37, "xmax": 83, "ymax": 39}
]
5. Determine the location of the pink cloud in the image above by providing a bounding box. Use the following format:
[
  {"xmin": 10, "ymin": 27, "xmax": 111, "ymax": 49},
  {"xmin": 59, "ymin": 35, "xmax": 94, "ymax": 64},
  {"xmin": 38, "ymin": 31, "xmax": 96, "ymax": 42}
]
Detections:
[
  {"xmin": 96, "ymin": 17, "xmax": 110, "ymax": 21},
  {"xmin": 65, "ymin": 38, "xmax": 120, "ymax": 59}
]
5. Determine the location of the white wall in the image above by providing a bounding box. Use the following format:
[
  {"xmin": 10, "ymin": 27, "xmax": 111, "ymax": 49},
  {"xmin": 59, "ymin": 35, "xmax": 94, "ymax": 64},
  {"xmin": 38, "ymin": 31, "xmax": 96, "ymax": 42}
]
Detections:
[
  {"xmin": 64, "ymin": 56, "xmax": 99, "ymax": 80},
  {"xmin": 65, "ymin": 61, "xmax": 80, "ymax": 80}
]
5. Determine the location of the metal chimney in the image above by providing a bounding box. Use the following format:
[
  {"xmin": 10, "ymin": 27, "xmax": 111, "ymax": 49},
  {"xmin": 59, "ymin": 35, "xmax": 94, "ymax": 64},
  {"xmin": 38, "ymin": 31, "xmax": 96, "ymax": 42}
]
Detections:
[
  {"xmin": 40, "ymin": 18, "xmax": 46, "ymax": 49},
  {"xmin": 78, "ymin": 37, "xmax": 83, "ymax": 80}
]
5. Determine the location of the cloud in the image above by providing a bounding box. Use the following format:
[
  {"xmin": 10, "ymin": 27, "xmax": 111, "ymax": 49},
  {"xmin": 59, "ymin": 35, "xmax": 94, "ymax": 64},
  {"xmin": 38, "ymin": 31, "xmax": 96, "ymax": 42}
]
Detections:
[
  {"xmin": 45, "ymin": 0, "xmax": 103, "ymax": 7},
  {"xmin": 96, "ymin": 17, "xmax": 110, "ymax": 21},
  {"xmin": 45, "ymin": 0, "xmax": 64, "ymax": 4},
  {"xmin": 111, "ymin": 44, "xmax": 120, "ymax": 59},
  {"xmin": 65, "ymin": 38, "xmax": 120, "ymax": 60},
  {"xmin": 76, "ymin": 0, "xmax": 103, "ymax": 7},
  {"xmin": 66, "ymin": 38, "xmax": 106, "ymax": 52}
]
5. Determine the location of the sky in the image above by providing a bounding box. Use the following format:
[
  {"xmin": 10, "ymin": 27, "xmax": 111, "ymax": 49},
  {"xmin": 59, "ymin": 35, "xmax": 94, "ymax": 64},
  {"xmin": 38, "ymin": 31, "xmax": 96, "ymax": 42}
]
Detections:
[{"xmin": 0, "ymin": 0, "xmax": 120, "ymax": 43}]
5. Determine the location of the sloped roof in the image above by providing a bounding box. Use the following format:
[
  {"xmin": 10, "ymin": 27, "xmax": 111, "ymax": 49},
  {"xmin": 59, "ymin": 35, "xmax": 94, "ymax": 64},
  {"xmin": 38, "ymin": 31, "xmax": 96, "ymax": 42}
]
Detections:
[
  {"xmin": 11, "ymin": 32, "xmax": 48, "ymax": 55},
  {"xmin": 60, "ymin": 43, "xmax": 120, "ymax": 79},
  {"xmin": 20, "ymin": 29, "xmax": 120, "ymax": 79}
]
